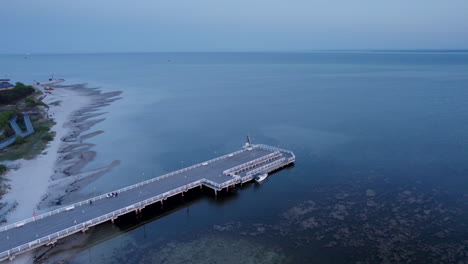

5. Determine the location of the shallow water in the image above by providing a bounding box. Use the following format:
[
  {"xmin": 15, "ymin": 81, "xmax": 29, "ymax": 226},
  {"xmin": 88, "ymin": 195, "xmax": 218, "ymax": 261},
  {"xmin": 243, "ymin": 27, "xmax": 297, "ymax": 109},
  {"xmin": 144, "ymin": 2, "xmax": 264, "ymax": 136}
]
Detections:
[{"xmin": 1, "ymin": 52, "xmax": 467, "ymax": 263}]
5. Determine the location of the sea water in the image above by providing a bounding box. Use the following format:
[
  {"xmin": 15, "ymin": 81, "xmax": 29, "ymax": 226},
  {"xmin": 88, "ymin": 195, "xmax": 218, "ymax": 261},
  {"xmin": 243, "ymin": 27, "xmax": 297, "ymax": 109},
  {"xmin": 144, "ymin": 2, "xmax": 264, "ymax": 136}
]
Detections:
[{"xmin": 1, "ymin": 52, "xmax": 467, "ymax": 263}]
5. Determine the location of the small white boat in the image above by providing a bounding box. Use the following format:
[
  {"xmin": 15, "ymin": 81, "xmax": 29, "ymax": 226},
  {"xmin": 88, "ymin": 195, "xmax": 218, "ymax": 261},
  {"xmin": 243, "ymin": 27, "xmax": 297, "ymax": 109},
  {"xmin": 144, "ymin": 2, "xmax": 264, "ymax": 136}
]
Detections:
[{"xmin": 254, "ymin": 173, "xmax": 268, "ymax": 183}]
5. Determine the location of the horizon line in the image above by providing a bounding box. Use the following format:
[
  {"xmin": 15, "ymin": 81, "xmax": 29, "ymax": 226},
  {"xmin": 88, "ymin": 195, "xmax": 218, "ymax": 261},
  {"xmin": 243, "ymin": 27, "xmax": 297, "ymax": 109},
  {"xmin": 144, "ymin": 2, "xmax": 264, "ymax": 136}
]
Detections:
[{"xmin": 1, "ymin": 49, "xmax": 468, "ymax": 56}]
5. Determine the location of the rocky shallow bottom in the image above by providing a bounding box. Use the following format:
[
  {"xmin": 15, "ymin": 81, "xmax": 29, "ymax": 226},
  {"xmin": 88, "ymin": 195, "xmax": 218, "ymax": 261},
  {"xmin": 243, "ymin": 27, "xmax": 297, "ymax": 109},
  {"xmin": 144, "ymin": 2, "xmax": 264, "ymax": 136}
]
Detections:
[
  {"xmin": 35, "ymin": 174, "xmax": 467, "ymax": 264},
  {"xmin": 214, "ymin": 176, "xmax": 467, "ymax": 264},
  {"xmin": 141, "ymin": 236, "xmax": 288, "ymax": 264}
]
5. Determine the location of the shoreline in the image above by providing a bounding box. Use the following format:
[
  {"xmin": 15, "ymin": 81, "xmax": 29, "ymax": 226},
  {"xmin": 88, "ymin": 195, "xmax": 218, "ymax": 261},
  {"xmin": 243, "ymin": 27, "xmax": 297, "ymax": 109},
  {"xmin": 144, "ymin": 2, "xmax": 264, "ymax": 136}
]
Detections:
[
  {"xmin": 0, "ymin": 83, "xmax": 121, "ymax": 263},
  {"xmin": 37, "ymin": 84, "xmax": 122, "ymax": 209}
]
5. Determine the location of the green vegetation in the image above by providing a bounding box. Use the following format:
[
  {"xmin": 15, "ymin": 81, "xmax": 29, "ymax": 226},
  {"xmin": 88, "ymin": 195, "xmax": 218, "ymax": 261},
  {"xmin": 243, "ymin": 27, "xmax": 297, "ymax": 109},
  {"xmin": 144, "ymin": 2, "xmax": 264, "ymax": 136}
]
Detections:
[
  {"xmin": 0, "ymin": 164, "xmax": 7, "ymax": 175},
  {"xmin": 36, "ymin": 125, "xmax": 51, "ymax": 132},
  {"xmin": 0, "ymin": 83, "xmax": 55, "ymax": 161},
  {"xmin": 0, "ymin": 83, "xmax": 35, "ymax": 105},
  {"xmin": 25, "ymin": 97, "xmax": 36, "ymax": 107},
  {"xmin": 41, "ymin": 131, "xmax": 55, "ymax": 141},
  {"xmin": 0, "ymin": 127, "xmax": 14, "ymax": 141},
  {"xmin": 0, "ymin": 164, "xmax": 7, "ymax": 199},
  {"xmin": 50, "ymin": 101, "xmax": 61, "ymax": 106},
  {"xmin": 14, "ymin": 135, "xmax": 27, "ymax": 145},
  {"xmin": 0, "ymin": 109, "xmax": 17, "ymax": 131},
  {"xmin": 25, "ymin": 96, "xmax": 46, "ymax": 107},
  {"xmin": 0, "ymin": 119, "xmax": 55, "ymax": 161}
]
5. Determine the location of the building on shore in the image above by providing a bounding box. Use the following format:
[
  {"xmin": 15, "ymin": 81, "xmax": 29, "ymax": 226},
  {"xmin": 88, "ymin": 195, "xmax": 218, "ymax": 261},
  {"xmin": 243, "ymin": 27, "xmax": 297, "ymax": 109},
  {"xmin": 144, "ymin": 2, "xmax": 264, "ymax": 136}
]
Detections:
[{"xmin": 0, "ymin": 79, "xmax": 14, "ymax": 91}]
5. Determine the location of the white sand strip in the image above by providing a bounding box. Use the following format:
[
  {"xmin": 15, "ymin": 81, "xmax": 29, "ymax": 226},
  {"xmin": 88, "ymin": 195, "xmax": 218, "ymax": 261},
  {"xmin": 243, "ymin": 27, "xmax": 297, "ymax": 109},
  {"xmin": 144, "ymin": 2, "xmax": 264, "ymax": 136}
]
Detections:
[{"xmin": 2, "ymin": 87, "xmax": 92, "ymax": 223}]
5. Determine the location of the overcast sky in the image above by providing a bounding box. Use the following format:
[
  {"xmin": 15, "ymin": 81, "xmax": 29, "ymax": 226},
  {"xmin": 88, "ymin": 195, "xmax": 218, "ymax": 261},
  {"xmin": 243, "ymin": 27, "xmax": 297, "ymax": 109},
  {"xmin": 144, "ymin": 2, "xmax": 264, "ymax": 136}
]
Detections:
[{"xmin": 2, "ymin": 0, "xmax": 468, "ymax": 53}]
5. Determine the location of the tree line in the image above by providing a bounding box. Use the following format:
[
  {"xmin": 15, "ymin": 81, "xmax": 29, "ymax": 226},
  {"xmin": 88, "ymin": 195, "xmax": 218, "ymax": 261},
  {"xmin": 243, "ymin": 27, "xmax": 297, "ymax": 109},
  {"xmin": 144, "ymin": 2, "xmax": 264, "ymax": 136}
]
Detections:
[{"xmin": 0, "ymin": 82, "xmax": 35, "ymax": 105}]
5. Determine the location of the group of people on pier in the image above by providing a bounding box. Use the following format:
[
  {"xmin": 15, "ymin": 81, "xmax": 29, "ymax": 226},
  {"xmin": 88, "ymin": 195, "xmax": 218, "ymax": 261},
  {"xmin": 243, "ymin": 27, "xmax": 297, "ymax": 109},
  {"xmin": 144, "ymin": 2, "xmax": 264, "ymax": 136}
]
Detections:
[{"xmin": 106, "ymin": 192, "xmax": 118, "ymax": 198}]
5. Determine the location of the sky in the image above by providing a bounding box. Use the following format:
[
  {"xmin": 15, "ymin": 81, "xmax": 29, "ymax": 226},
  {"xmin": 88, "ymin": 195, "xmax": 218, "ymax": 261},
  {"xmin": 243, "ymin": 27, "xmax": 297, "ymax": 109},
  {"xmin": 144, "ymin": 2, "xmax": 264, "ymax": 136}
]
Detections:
[{"xmin": 1, "ymin": 0, "xmax": 468, "ymax": 53}]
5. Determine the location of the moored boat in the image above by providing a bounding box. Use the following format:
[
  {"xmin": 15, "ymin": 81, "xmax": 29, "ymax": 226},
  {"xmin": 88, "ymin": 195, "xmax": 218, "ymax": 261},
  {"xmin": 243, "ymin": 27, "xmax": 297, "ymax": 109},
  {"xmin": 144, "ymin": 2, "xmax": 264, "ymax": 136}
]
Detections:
[{"xmin": 254, "ymin": 173, "xmax": 268, "ymax": 183}]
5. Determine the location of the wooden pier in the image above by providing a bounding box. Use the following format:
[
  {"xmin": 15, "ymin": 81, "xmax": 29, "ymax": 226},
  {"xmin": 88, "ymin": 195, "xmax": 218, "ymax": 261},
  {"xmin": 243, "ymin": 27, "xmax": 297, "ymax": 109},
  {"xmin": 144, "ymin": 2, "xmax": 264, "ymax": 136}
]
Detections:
[{"xmin": 0, "ymin": 144, "xmax": 295, "ymax": 261}]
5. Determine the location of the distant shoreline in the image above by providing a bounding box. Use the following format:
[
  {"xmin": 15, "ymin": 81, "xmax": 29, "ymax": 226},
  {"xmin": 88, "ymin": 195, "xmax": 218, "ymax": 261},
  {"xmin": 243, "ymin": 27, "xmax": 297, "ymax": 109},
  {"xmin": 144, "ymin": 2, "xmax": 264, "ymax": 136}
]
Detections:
[{"xmin": 1, "ymin": 49, "xmax": 468, "ymax": 56}]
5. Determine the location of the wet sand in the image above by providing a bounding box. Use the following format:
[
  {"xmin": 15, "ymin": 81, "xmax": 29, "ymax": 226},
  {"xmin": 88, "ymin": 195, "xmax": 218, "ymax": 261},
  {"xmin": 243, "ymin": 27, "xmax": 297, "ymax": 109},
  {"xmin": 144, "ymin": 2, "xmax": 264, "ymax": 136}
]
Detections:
[{"xmin": 0, "ymin": 83, "xmax": 121, "ymax": 263}]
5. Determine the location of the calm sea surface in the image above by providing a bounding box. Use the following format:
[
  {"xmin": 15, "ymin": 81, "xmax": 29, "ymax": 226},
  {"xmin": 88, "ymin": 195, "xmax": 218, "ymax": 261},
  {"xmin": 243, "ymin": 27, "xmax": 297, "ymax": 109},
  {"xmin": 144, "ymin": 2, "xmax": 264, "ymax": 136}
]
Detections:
[{"xmin": 1, "ymin": 52, "xmax": 467, "ymax": 263}]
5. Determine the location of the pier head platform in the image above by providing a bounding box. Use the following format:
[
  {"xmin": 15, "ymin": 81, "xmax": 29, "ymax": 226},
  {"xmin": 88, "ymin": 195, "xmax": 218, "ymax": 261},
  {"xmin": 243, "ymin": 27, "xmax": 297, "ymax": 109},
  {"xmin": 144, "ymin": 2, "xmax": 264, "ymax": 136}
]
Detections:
[{"xmin": 0, "ymin": 144, "xmax": 295, "ymax": 261}]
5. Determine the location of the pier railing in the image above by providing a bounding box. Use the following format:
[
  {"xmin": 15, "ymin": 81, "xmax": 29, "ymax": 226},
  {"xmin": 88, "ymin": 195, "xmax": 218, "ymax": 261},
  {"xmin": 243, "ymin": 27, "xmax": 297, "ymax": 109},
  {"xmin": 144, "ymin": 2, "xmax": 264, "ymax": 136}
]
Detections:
[
  {"xmin": 1, "ymin": 144, "xmax": 290, "ymax": 233},
  {"xmin": 0, "ymin": 147, "xmax": 250, "ymax": 233},
  {"xmin": 0, "ymin": 144, "xmax": 295, "ymax": 261},
  {"xmin": 256, "ymin": 144, "xmax": 295, "ymax": 162},
  {"xmin": 246, "ymin": 157, "xmax": 287, "ymax": 176},
  {"xmin": 222, "ymin": 151, "xmax": 281, "ymax": 176},
  {"xmin": 0, "ymin": 144, "xmax": 293, "ymax": 234},
  {"xmin": 0, "ymin": 180, "xmax": 205, "ymax": 260},
  {"xmin": 202, "ymin": 177, "xmax": 240, "ymax": 190}
]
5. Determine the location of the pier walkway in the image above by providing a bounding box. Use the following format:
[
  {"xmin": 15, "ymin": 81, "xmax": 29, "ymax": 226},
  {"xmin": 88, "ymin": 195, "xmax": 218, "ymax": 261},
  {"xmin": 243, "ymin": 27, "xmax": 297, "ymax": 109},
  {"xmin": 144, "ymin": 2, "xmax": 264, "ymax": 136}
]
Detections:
[{"xmin": 0, "ymin": 144, "xmax": 295, "ymax": 261}]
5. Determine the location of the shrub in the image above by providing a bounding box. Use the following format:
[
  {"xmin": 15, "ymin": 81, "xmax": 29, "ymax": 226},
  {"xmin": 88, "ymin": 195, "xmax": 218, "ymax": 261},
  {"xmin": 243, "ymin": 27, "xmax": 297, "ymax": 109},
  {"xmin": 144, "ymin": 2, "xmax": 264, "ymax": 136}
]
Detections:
[
  {"xmin": 42, "ymin": 133, "xmax": 54, "ymax": 141},
  {"xmin": 4, "ymin": 127, "xmax": 14, "ymax": 137},
  {"xmin": 0, "ymin": 164, "xmax": 7, "ymax": 175},
  {"xmin": 14, "ymin": 135, "xmax": 26, "ymax": 145},
  {"xmin": 36, "ymin": 125, "xmax": 50, "ymax": 132},
  {"xmin": 0, "ymin": 83, "xmax": 35, "ymax": 104},
  {"xmin": 25, "ymin": 97, "xmax": 45, "ymax": 107},
  {"xmin": 0, "ymin": 109, "xmax": 17, "ymax": 130},
  {"xmin": 25, "ymin": 97, "xmax": 35, "ymax": 107}
]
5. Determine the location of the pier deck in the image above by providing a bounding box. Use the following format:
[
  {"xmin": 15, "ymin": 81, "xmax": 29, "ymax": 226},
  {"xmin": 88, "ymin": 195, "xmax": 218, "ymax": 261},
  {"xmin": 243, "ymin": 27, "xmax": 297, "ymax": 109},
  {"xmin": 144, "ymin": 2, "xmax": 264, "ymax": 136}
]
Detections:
[{"xmin": 0, "ymin": 144, "xmax": 295, "ymax": 261}]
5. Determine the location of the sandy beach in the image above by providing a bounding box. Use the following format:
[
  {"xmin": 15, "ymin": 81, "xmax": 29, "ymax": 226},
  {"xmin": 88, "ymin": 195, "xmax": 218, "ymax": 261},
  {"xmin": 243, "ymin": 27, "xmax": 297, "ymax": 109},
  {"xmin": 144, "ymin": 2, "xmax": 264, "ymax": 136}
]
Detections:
[
  {"xmin": 2, "ymin": 86, "xmax": 91, "ymax": 223},
  {"xmin": 0, "ymin": 83, "xmax": 121, "ymax": 263}
]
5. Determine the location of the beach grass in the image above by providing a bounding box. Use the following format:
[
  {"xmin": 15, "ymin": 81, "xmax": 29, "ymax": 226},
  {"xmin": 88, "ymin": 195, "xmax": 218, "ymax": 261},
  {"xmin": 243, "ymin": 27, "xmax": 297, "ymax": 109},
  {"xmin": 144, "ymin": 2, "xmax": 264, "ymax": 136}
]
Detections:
[
  {"xmin": 0, "ymin": 165, "xmax": 9, "ymax": 200},
  {"xmin": 0, "ymin": 164, "xmax": 6, "ymax": 175},
  {"xmin": 0, "ymin": 108, "xmax": 17, "ymax": 131},
  {"xmin": 0, "ymin": 119, "xmax": 56, "ymax": 161}
]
